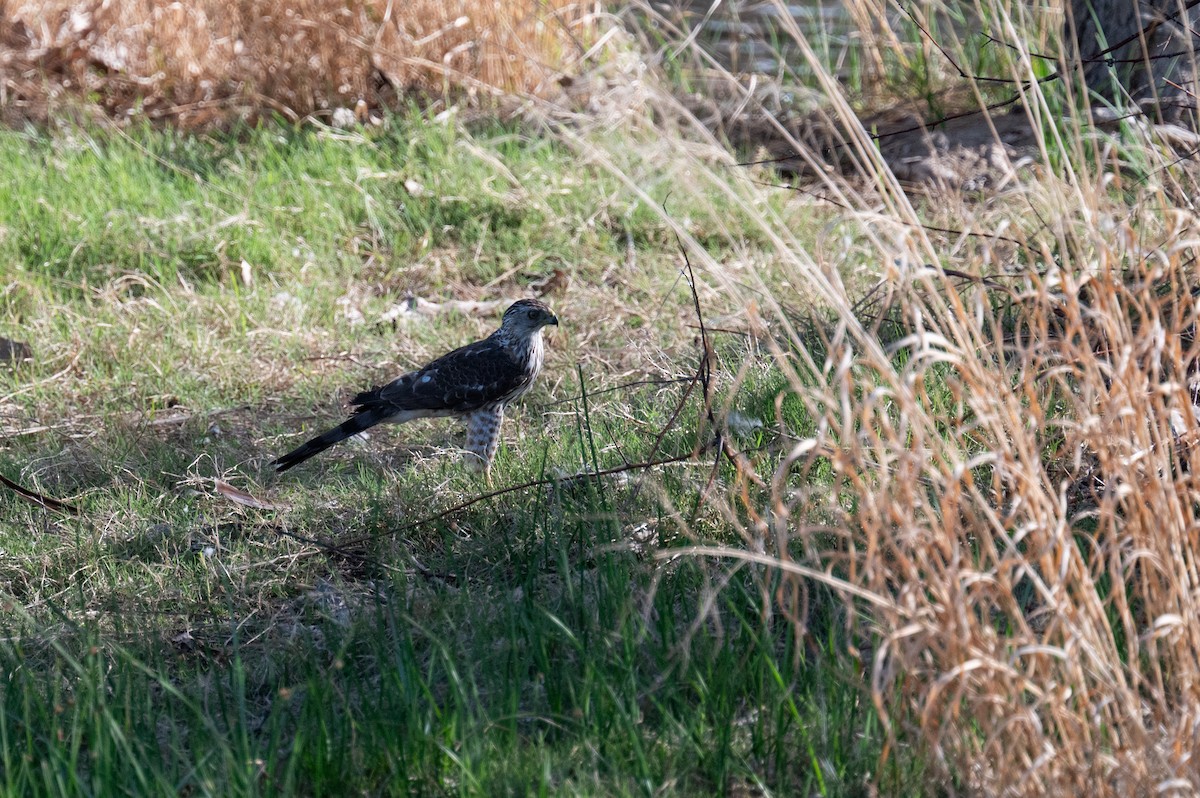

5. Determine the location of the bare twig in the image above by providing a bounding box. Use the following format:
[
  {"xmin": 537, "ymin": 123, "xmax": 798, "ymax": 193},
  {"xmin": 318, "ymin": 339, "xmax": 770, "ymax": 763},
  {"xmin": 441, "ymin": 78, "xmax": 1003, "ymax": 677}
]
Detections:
[
  {"xmin": 675, "ymin": 239, "xmax": 722, "ymax": 516},
  {"xmin": 738, "ymin": 176, "xmax": 1027, "ymax": 247},
  {"xmin": 336, "ymin": 450, "xmax": 702, "ymax": 549},
  {"xmin": 0, "ymin": 472, "xmax": 78, "ymax": 515},
  {"xmin": 539, "ymin": 376, "xmax": 694, "ymax": 408},
  {"xmin": 662, "ymin": 546, "xmax": 897, "ymax": 610}
]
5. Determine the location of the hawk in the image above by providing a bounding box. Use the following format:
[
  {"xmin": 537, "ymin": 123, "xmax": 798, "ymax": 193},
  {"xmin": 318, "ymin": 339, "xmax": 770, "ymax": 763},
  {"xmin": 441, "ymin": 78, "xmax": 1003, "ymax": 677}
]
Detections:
[{"xmin": 272, "ymin": 298, "xmax": 558, "ymax": 476}]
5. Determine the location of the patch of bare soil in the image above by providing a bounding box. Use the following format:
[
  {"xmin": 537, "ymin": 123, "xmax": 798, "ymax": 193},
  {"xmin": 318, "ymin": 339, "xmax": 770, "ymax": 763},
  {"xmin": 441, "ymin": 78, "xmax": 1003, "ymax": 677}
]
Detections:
[
  {"xmin": 693, "ymin": 77, "xmax": 1200, "ymax": 194},
  {"xmin": 688, "ymin": 80, "xmax": 1043, "ymax": 192}
]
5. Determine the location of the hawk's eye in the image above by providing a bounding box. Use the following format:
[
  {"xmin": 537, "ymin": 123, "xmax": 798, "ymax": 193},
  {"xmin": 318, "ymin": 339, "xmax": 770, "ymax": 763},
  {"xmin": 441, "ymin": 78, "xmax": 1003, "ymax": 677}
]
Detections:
[{"xmin": 526, "ymin": 309, "xmax": 538, "ymax": 320}]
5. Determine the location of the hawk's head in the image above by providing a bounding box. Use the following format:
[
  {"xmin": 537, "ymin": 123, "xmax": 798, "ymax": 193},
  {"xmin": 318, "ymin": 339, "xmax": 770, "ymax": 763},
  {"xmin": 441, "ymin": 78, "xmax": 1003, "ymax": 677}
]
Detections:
[{"xmin": 501, "ymin": 299, "xmax": 559, "ymax": 338}]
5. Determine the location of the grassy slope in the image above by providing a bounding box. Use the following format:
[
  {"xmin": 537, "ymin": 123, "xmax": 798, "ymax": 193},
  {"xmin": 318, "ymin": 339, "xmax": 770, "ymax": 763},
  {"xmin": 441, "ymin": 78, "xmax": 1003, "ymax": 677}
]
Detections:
[{"xmin": 0, "ymin": 116, "xmax": 900, "ymax": 795}]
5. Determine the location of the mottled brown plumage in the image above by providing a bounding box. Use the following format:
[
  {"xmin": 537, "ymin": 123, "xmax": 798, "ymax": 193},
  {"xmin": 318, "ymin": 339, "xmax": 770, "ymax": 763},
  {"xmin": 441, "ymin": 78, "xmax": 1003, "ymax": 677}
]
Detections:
[{"xmin": 272, "ymin": 299, "xmax": 558, "ymax": 475}]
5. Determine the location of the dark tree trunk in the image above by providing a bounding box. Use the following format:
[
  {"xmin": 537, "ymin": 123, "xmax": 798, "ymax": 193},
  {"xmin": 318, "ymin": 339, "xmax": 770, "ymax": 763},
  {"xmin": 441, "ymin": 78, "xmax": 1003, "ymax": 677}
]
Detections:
[{"xmin": 1065, "ymin": 0, "xmax": 1200, "ymax": 122}]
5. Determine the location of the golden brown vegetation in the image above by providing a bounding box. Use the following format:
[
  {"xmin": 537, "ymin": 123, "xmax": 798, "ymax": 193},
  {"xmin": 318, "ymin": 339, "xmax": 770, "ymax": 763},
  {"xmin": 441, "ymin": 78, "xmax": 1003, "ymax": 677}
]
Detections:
[
  {"xmin": 573, "ymin": 2, "xmax": 1200, "ymax": 791},
  {"xmin": 7, "ymin": 0, "xmax": 1200, "ymax": 792},
  {"xmin": 0, "ymin": 0, "xmax": 595, "ymax": 125},
  {"xmin": 622, "ymin": 14, "xmax": 1200, "ymax": 797},
  {"xmin": 766, "ymin": 225, "xmax": 1200, "ymax": 793}
]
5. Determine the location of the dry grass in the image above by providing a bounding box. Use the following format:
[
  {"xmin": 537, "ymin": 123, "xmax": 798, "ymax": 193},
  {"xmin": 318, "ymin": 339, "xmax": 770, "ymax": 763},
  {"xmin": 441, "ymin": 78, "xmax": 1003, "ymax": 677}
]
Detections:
[
  {"xmin": 8, "ymin": 0, "xmax": 1200, "ymax": 791},
  {"xmin": 558, "ymin": 1, "xmax": 1200, "ymax": 791},
  {"xmin": 0, "ymin": 108, "xmax": 877, "ymax": 793},
  {"xmin": 766, "ymin": 211, "xmax": 1200, "ymax": 793},
  {"xmin": 0, "ymin": 0, "xmax": 596, "ymax": 125}
]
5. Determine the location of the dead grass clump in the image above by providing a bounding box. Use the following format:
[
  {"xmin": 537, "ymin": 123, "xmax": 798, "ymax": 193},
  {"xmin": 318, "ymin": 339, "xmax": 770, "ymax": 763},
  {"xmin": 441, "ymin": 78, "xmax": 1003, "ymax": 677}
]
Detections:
[
  {"xmin": 566, "ymin": 6, "xmax": 1200, "ymax": 790},
  {"xmin": 704, "ymin": 82, "xmax": 1200, "ymax": 798},
  {"xmin": 778, "ymin": 246, "xmax": 1200, "ymax": 794},
  {"xmin": 1, "ymin": 0, "xmax": 595, "ymax": 126}
]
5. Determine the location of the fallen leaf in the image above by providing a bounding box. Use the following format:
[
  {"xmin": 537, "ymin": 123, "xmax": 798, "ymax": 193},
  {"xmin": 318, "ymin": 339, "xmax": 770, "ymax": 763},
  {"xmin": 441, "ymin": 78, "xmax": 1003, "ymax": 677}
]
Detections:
[{"xmin": 214, "ymin": 479, "xmax": 284, "ymax": 511}]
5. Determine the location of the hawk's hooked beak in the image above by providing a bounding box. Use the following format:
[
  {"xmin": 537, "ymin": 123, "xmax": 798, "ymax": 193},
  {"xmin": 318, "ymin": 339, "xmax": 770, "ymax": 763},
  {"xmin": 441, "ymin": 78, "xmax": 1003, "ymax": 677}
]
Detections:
[{"xmin": 546, "ymin": 313, "xmax": 559, "ymax": 326}]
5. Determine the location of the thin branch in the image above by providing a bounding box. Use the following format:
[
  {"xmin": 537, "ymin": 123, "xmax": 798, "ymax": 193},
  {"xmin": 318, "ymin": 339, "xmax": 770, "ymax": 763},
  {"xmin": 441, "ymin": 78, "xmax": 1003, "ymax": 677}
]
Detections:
[
  {"xmin": 978, "ymin": 32, "xmax": 1059, "ymax": 62},
  {"xmin": 740, "ymin": 176, "xmax": 1027, "ymax": 247},
  {"xmin": 336, "ymin": 450, "xmax": 703, "ymax": 550},
  {"xmin": 538, "ymin": 376, "xmax": 694, "ymax": 408},
  {"xmin": 897, "ymin": 3, "xmax": 1017, "ymax": 85},
  {"xmin": 662, "ymin": 546, "xmax": 898, "ymax": 610},
  {"xmin": 0, "ymin": 472, "xmax": 79, "ymax": 514},
  {"xmin": 675, "ymin": 235, "xmax": 723, "ymax": 518}
]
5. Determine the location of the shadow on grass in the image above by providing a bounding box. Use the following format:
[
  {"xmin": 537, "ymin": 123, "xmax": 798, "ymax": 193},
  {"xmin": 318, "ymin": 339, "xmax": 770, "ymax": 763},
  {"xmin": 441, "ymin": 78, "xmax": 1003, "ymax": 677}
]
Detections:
[{"xmin": 0, "ymin": 464, "xmax": 908, "ymax": 796}]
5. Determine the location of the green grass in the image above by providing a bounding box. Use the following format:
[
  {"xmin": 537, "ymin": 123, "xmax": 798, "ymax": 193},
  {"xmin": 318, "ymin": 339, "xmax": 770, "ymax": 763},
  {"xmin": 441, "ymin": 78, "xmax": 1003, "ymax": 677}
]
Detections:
[
  {"xmin": 0, "ymin": 542, "xmax": 890, "ymax": 796},
  {"xmin": 0, "ymin": 114, "xmax": 905, "ymax": 795}
]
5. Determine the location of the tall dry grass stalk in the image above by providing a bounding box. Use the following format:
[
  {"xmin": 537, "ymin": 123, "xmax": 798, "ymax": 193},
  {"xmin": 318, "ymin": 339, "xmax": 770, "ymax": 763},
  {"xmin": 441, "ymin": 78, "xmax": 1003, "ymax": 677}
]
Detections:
[
  {"xmin": 745, "ymin": 21, "xmax": 1200, "ymax": 798},
  {"xmin": 6, "ymin": 0, "xmax": 1200, "ymax": 790},
  {"xmin": 584, "ymin": 1, "xmax": 1200, "ymax": 792},
  {"xmin": 773, "ymin": 219, "xmax": 1200, "ymax": 794},
  {"xmin": 0, "ymin": 0, "xmax": 596, "ymax": 125}
]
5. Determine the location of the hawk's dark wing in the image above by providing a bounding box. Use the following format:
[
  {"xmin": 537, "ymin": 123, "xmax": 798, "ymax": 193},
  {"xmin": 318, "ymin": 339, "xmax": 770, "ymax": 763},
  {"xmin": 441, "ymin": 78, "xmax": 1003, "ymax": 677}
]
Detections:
[{"xmin": 353, "ymin": 336, "xmax": 530, "ymax": 416}]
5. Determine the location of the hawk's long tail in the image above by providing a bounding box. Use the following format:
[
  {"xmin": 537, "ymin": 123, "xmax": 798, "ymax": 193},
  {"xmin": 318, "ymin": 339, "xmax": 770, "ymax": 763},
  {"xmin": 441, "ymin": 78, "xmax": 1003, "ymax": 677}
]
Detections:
[{"xmin": 272, "ymin": 407, "xmax": 390, "ymax": 473}]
